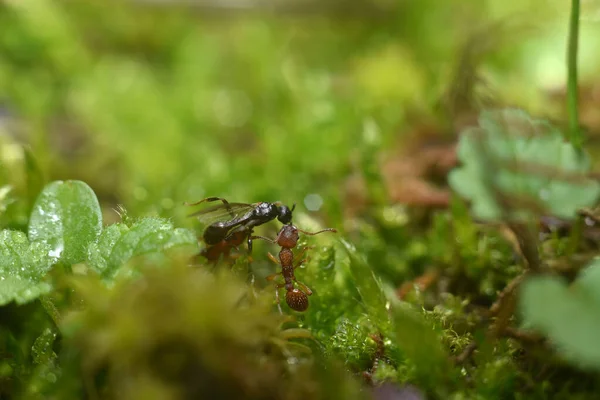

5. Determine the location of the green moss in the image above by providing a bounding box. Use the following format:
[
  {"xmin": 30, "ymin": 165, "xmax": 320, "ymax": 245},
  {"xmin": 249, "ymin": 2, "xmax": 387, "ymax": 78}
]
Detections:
[
  {"xmin": 2, "ymin": 1, "xmax": 600, "ymax": 398},
  {"xmin": 58, "ymin": 264, "xmax": 365, "ymax": 399}
]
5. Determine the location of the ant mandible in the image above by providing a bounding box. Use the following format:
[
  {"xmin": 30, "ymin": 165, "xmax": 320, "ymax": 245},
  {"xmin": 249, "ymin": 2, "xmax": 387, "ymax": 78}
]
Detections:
[{"xmin": 252, "ymin": 224, "xmax": 336, "ymax": 313}]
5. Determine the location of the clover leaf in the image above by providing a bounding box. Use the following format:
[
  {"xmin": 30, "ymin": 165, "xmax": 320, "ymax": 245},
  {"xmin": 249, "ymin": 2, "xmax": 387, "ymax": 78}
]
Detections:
[
  {"xmin": 520, "ymin": 259, "xmax": 600, "ymax": 370},
  {"xmin": 449, "ymin": 109, "xmax": 600, "ymax": 222},
  {"xmin": 28, "ymin": 180, "xmax": 103, "ymax": 265}
]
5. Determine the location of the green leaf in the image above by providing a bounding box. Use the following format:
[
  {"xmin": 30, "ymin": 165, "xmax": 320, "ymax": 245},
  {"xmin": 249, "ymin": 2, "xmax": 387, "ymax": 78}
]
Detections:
[
  {"xmin": 0, "ymin": 230, "xmax": 54, "ymax": 306},
  {"xmin": 28, "ymin": 180, "xmax": 102, "ymax": 265},
  {"xmin": 86, "ymin": 218, "xmax": 198, "ymax": 279},
  {"xmin": 0, "ymin": 277, "xmax": 52, "ymax": 306},
  {"xmin": 449, "ymin": 109, "xmax": 600, "ymax": 222},
  {"xmin": 520, "ymin": 259, "xmax": 600, "ymax": 370},
  {"xmin": 86, "ymin": 224, "xmax": 130, "ymax": 273}
]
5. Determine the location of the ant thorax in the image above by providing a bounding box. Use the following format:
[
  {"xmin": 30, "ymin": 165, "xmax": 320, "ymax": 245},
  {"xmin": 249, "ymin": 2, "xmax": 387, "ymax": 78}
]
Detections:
[
  {"xmin": 253, "ymin": 202, "xmax": 278, "ymax": 219},
  {"xmin": 279, "ymin": 248, "xmax": 294, "ymax": 267}
]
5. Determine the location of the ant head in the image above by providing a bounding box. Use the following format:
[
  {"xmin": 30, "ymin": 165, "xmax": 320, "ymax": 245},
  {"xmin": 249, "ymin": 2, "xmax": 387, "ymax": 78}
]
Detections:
[
  {"xmin": 277, "ymin": 224, "xmax": 299, "ymax": 248},
  {"xmin": 277, "ymin": 203, "xmax": 295, "ymax": 224},
  {"xmin": 286, "ymin": 289, "xmax": 309, "ymax": 312}
]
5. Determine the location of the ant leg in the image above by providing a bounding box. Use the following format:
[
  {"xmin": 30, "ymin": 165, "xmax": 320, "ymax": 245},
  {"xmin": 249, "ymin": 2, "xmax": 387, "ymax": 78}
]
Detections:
[
  {"xmin": 294, "ymin": 246, "xmax": 311, "ymax": 261},
  {"xmin": 265, "ymin": 253, "xmax": 282, "ymax": 287},
  {"xmin": 274, "ymin": 284, "xmax": 285, "ymax": 314},
  {"xmin": 184, "ymin": 197, "xmax": 235, "ymax": 218},
  {"xmin": 244, "ymin": 233, "xmax": 259, "ymax": 299},
  {"xmin": 184, "ymin": 196, "xmax": 231, "ymax": 207},
  {"xmin": 246, "ymin": 229, "xmax": 255, "ymax": 255},
  {"xmin": 242, "ymin": 235, "xmax": 257, "ymax": 264},
  {"xmin": 266, "ymin": 252, "xmax": 280, "ymax": 265},
  {"xmin": 294, "ymin": 279, "xmax": 313, "ymax": 296},
  {"xmin": 266, "ymin": 272, "xmax": 282, "ymax": 281},
  {"xmin": 292, "ymin": 246, "xmax": 314, "ymax": 268},
  {"xmin": 249, "ymin": 235, "xmax": 276, "ymax": 244},
  {"xmin": 294, "ymin": 258, "xmax": 310, "ymax": 270}
]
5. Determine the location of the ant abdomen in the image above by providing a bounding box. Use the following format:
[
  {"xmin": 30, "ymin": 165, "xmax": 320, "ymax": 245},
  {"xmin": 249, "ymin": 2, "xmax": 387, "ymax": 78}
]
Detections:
[
  {"xmin": 286, "ymin": 289, "xmax": 309, "ymax": 312},
  {"xmin": 203, "ymin": 222, "xmax": 229, "ymax": 245}
]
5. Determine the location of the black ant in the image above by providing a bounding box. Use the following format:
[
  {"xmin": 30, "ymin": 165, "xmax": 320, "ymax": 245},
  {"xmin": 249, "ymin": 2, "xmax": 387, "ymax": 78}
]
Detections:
[
  {"xmin": 252, "ymin": 224, "xmax": 336, "ymax": 313},
  {"xmin": 186, "ymin": 197, "xmax": 294, "ymax": 261}
]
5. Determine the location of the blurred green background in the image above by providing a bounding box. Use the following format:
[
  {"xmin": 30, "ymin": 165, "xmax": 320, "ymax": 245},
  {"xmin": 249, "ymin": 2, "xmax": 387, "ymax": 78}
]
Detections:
[
  {"xmin": 3, "ymin": 1, "xmax": 600, "ymax": 398},
  {"xmin": 1, "ymin": 0, "xmax": 600, "ymax": 230}
]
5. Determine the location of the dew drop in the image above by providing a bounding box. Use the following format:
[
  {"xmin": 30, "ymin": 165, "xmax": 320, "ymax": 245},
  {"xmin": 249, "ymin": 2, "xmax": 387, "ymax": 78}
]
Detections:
[{"xmin": 49, "ymin": 244, "xmax": 64, "ymax": 259}]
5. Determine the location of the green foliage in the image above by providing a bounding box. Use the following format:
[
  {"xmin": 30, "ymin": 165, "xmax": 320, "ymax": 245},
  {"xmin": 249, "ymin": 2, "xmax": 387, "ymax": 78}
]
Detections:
[
  {"xmin": 31, "ymin": 328, "xmax": 58, "ymax": 366},
  {"xmin": 520, "ymin": 259, "xmax": 600, "ymax": 370},
  {"xmin": 2, "ymin": 0, "xmax": 600, "ymax": 398},
  {"xmin": 28, "ymin": 180, "xmax": 102, "ymax": 265},
  {"xmin": 86, "ymin": 217, "xmax": 198, "ymax": 279},
  {"xmin": 341, "ymin": 240, "xmax": 389, "ymax": 327},
  {"xmin": 449, "ymin": 109, "xmax": 600, "ymax": 222},
  {"xmin": 59, "ymin": 265, "xmax": 365, "ymax": 400},
  {"xmin": 0, "ymin": 230, "xmax": 53, "ymax": 306},
  {"xmin": 390, "ymin": 299, "xmax": 451, "ymax": 390},
  {"xmin": 327, "ymin": 318, "xmax": 377, "ymax": 371},
  {"xmin": 0, "ymin": 136, "xmax": 46, "ymax": 231}
]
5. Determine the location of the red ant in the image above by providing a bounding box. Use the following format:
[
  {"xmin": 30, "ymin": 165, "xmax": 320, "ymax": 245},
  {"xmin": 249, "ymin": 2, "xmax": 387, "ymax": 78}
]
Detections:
[{"xmin": 252, "ymin": 224, "xmax": 336, "ymax": 313}]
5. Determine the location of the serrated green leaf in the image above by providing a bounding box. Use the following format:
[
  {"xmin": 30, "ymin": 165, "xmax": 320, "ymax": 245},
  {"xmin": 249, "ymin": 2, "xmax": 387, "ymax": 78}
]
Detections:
[
  {"xmin": 0, "ymin": 230, "xmax": 54, "ymax": 281},
  {"xmin": 0, "ymin": 277, "xmax": 52, "ymax": 306},
  {"xmin": 87, "ymin": 218, "xmax": 198, "ymax": 278},
  {"xmin": 28, "ymin": 180, "xmax": 102, "ymax": 265},
  {"xmin": 520, "ymin": 259, "xmax": 600, "ymax": 370},
  {"xmin": 0, "ymin": 230, "xmax": 54, "ymax": 306},
  {"xmin": 86, "ymin": 224, "xmax": 130, "ymax": 273},
  {"xmin": 449, "ymin": 109, "xmax": 600, "ymax": 222}
]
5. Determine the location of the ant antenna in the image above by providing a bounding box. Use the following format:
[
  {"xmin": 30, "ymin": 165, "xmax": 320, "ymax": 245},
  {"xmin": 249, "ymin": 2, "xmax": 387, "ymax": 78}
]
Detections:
[{"xmin": 297, "ymin": 228, "xmax": 337, "ymax": 236}]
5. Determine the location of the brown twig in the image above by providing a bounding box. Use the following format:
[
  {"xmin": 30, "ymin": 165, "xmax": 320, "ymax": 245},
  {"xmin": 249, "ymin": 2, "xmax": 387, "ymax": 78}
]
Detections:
[
  {"xmin": 502, "ymin": 326, "xmax": 545, "ymax": 343},
  {"xmin": 489, "ymin": 272, "xmax": 528, "ymax": 317},
  {"xmin": 453, "ymin": 341, "xmax": 478, "ymax": 364}
]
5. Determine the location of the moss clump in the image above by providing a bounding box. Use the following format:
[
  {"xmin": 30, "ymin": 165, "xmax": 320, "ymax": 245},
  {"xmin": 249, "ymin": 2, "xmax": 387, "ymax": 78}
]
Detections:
[{"xmin": 58, "ymin": 263, "xmax": 366, "ymax": 400}]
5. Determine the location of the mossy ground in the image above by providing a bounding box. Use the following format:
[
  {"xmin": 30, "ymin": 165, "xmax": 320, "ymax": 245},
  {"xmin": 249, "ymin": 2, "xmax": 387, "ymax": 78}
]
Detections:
[{"xmin": 2, "ymin": 1, "xmax": 600, "ymax": 399}]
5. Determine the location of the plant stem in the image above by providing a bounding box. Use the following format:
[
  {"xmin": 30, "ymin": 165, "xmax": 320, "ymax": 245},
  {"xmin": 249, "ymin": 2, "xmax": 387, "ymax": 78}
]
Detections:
[{"xmin": 567, "ymin": 0, "xmax": 581, "ymax": 150}]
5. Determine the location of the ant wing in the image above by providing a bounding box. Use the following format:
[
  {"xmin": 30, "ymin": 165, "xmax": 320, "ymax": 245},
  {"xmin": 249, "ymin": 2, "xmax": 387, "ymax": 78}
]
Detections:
[{"xmin": 187, "ymin": 202, "xmax": 257, "ymax": 225}]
